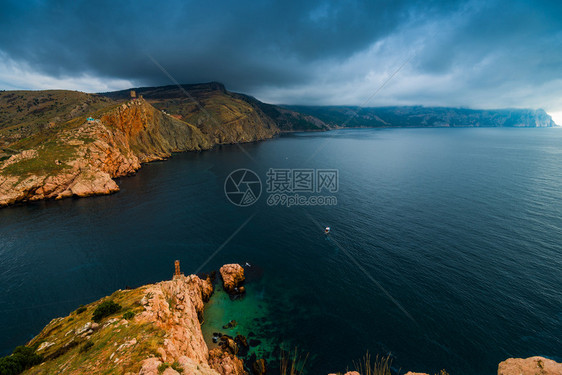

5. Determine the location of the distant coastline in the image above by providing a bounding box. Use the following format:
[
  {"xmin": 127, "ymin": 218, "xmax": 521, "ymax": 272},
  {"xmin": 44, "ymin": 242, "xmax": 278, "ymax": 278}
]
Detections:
[{"xmin": 0, "ymin": 83, "xmax": 557, "ymax": 208}]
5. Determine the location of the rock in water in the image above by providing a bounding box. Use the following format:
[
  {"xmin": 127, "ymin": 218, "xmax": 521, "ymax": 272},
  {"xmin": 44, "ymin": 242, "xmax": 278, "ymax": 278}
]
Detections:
[
  {"xmin": 219, "ymin": 264, "xmax": 245, "ymax": 295},
  {"xmin": 498, "ymin": 356, "xmax": 562, "ymax": 375},
  {"xmin": 251, "ymin": 358, "xmax": 267, "ymax": 375}
]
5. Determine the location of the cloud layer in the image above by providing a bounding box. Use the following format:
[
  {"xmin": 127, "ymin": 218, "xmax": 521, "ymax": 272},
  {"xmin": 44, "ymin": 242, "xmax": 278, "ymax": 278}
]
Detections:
[{"xmin": 1, "ymin": 0, "xmax": 561, "ymax": 114}]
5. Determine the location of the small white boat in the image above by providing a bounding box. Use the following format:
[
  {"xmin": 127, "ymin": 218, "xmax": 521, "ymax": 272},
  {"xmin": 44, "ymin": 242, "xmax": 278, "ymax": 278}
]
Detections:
[{"xmin": 324, "ymin": 227, "xmax": 330, "ymax": 234}]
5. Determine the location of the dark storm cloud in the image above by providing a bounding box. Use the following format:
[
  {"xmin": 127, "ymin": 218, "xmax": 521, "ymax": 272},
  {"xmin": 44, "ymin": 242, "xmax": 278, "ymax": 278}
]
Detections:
[
  {"xmin": 0, "ymin": 0, "xmax": 460, "ymax": 87},
  {"xmin": 0, "ymin": 0, "xmax": 561, "ymax": 114}
]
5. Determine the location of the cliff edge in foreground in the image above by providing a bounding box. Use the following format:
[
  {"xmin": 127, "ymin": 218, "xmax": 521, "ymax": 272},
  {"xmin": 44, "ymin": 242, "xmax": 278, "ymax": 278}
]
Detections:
[
  {"xmin": 2, "ymin": 263, "xmax": 560, "ymax": 375},
  {"xmin": 20, "ymin": 267, "xmax": 245, "ymax": 375}
]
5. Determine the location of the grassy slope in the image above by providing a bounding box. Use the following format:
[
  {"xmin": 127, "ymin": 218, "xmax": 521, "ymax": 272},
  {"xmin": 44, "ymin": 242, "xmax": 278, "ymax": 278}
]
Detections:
[
  {"xmin": 23, "ymin": 287, "xmax": 163, "ymax": 375},
  {"xmin": 102, "ymin": 83, "xmax": 328, "ymax": 135},
  {"xmin": 0, "ymin": 90, "xmax": 114, "ymax": 141}
]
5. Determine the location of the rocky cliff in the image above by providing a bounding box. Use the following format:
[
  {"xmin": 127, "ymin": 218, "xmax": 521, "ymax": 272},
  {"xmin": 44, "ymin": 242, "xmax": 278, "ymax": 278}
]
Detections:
[
  {"xmin": 4, "ymin": 263, "xmax": 560, "ymax": 375},
  {"xmin": 0, "ymin": 84, "xmax": 328, "ymax": 208},
  {"xmin": 20, "ymin": 267, "xmax": 247, "ymax": 375},
  {"xmin": 0, "ymin": 98, "xmax": 212, "ymax": 207},
  {"xmin": 102, "ymin": 83, "xmax": 329, "ymax": 140}
]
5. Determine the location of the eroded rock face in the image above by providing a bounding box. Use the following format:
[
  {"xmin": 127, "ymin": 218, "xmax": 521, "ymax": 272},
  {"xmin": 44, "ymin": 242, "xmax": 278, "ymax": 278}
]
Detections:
[
  {"xmin": 498, "ymin": 356, "xmax": 562, "ymax": 375},
  {"xmin": 208, "ymin": 348, "xmax": 246, "ymax": 375},
  {"xmin": 134, "ymin": 271, "xmax": 246, "ymax": 375},
  {"xmin": 219, "ymin": 264, "xmax": 245, "ymax": 295},
  {"xmin": 138, "ymin": 274, "xmax": 214, "ymax": 368},
  {"xmin": 0, "ymin": 99, "xmax": 211, "ymax": 208}
]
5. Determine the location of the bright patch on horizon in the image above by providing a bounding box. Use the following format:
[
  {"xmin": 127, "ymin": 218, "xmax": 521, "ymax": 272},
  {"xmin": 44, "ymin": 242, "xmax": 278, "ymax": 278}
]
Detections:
[
  {"xmin": 0, "ymin": 54, "xmax": 134, "ymax": 93},
  {"xmin": 548, "ymin": 112, "xmax": 562, "ymax": 126}
]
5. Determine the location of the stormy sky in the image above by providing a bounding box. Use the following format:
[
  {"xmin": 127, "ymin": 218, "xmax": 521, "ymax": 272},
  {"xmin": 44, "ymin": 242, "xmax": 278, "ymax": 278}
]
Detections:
[{"xmin": 1, "ymin": 0, "xmax": 561, "ymax": 121}]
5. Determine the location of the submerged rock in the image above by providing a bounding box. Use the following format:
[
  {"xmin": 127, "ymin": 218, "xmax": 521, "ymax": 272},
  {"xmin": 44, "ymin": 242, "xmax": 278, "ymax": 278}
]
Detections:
[
  {"xmin": 251, "ymin": 358, "xmax": 267, "ymax": 375},
  {"xmin": 222, "ymin": 320, "xmax": 238, "ymax": 329}
]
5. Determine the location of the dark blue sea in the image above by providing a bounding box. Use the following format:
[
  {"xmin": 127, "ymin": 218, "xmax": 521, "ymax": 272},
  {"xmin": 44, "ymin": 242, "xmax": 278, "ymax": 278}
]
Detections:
[{"xmin": 0, "ymin": 128, "xmax": 561, "ymax": 374}]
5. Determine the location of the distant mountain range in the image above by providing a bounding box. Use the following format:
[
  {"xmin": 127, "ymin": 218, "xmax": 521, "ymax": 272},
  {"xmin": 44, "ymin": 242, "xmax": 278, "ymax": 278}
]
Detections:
[{"xmin": 284, "ymin": 105, "xmax": 558, "ymax": 128}]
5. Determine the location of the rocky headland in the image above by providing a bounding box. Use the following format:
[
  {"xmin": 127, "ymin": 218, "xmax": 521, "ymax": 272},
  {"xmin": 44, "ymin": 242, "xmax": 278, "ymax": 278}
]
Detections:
[
  {"xmin": 16, "ymin": 264, "xmax": 253, "ymax": 375},
  {"xmin": 0, "ymin": 84, "xmax": 327, "ymax": 208},
  {"xmin": 1, "ymin": 262, "xmax": 559, "ymax": 375}
]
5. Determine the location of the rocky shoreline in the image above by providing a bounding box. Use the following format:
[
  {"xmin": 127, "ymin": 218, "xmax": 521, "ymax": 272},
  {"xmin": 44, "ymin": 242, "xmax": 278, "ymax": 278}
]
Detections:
[
  {"xmin": 18, "ymin": 263, "xmax": 258, "ymax": 375},
  {"xmin": 0, "ymin": 83, "xmax": 329, "ymax": 208},
  {"xmin": 6, "ymin": 262, "xmax": 559, "ymax": 375}
]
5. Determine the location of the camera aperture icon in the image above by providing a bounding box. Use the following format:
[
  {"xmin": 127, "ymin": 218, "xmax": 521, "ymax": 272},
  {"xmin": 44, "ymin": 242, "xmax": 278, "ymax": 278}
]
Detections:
[{"xmin": 224, "ymin": 169, "xmax": 262, "ymax": 207}]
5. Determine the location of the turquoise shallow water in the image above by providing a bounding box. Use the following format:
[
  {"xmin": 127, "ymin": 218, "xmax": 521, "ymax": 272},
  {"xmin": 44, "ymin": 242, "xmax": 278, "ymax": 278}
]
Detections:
[{"xmin": 0, "ymin": 128, "xmax": 561, "ymax": 374}]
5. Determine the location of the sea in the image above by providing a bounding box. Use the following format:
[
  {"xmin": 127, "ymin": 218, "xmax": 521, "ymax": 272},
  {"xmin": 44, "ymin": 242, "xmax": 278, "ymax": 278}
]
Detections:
[{"xmin": 0, "ymin": 127, "xmax": 561, "ymax": 374}]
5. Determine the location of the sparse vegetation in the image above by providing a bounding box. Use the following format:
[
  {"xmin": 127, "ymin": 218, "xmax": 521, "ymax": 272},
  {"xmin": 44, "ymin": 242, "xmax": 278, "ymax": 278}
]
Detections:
[
  {"xmin": 280, "ymin": 348, "xmax": 309, "ymax": 375},
  {"xmin": 92, "ymin": 300, "xmax": 122, "ymax": 322},
  {"xmin": 353, "ymin": 352, "xmax": 391, "ymax": 375},
  {"xmin": 0, "ymin": 346, "xmax": 43, "ymax": 375},
  {"xmin": 157, "ymin": 362, "xmax": 169, "ymax": 373},
  {"xmin": 75, "ymin": 305, "xmax": 87, "ymax": 314},
  {"xmin": 171, "ymin": 361, "xmax": 184, "ymax": 373},
  {"xmin": 18, "ymin": 287, "xmax": 161, "ymax": 374},
  {"xmin": 79, "ymin": 341, "xmax": 94, "ymax": 353},
  {"xmin": 0, "ymin": 141, "xmax": 77, "ymax": 177}
]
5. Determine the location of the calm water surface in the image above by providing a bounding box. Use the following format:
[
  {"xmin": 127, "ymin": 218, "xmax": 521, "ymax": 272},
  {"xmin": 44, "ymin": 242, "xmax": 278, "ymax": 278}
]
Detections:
[{"xmin": 0, "ymin": 128, "xmax": 561, "ymax": 374}]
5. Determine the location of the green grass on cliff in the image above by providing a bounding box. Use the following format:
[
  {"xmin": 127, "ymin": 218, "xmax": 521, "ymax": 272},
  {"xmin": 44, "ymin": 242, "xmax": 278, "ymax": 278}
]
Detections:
[
  {"xmin": 0, "ymin": 90, "xmax": 114, "ymax": 141},
  {"xmin": 0, "ymin": 141, "xmax": 77, "ymax": 178},
  {"xmin": 23, "ymin": 287, "xmax": 164, "ymax": 375}
]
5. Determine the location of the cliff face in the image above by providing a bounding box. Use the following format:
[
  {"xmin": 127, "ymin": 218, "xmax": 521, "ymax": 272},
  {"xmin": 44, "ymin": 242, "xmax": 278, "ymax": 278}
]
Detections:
[
  {"xmin": 103, "ymin": 83, "xmax": 281, "ymax": 144},
  {"xmin": 102, "ymin": 83, "xmax": 329, "ymax": 141},
  {"xmin": 0, "ymin": 84, "xmax": 328, "ymax": 208},
  {"xmin": 0, "ymin": 99, "xmax": 212, "ymax": 207},
  {"xmin": 22, "ymin": 272, "xmax": 245, "ymax": 375},
  {"xmin": 285, "ymin": 105, "xmax": 558, "ymax": 128}
]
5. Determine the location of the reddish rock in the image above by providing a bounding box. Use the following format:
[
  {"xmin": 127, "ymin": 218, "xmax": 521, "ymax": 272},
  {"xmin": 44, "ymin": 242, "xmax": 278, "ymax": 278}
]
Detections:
[
  {"xmin": 219, "ymin": 264, "xmax": 245, "ymax": 295},
  {"xmin": 252, "ymin": 358, "xmax": 267, "ymax": 375},
  {"xmin": 498, "ymin": 356, "xmax": 562, "ymax": 375},
  {"xmin": 0, "ymin": 98, "xmax": 212, "ymax": 208},
  {"xmin": 208, "ymin": 347, "xmax": 245, "ymax": 375}
]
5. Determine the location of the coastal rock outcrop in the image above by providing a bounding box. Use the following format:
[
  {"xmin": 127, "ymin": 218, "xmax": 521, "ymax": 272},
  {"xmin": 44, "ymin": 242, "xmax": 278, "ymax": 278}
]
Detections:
[
  {"xmin": 498, "ymin": 356, "xmax": 562, "ymax": 375},
  {"xmin": 0, "ymin": 99, "xmax": 212, "ymax": 207},
  {"xmin": 219, "ymin": 264, "xmax": 245, "ymax": 295},
  {"xmin": 0, "ymin": 85, "xmax": 329, "ymax": 208},
  {"xmin": 23, "ymin": 266, "xmax": 246, "ymax": 375},
  {"xmin": 208, "ymin": 348, "xmax": 246, "ymax": 375}
]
